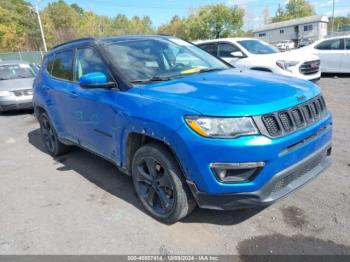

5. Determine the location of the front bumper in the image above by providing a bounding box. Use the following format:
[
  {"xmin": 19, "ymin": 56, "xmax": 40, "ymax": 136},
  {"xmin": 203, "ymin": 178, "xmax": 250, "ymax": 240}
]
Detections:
[
  {"xmin": 0, "ymin": 95, "xmax": 33, "ymax": 112},
  {"xmin": 187, "ymin": 143, "xmax": 332, "ymax": 210},
  {"xmin": 171, "ymin": 111, "xmax": 332, "ymax": 210},
  {"xmin": 274, "ymin": 65, "xmax": 321, "ymax": 81}
]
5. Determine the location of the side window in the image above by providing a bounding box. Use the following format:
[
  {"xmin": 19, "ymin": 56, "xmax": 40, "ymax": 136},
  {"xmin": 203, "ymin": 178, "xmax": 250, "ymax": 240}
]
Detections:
[
  {"xmin": 346, "ymin": 39, "xmax": 350, "ymax": 50},
  {"xmin": 218, "ymin": 43, "xmax": 240, "ymax": 57},
  {"xmin": 315, "ymin": 39, "xmax": 344, "ymax": 50},
  {"xmin": 304, "ymin": 24, "xmax": 313, "ymax": 31},
  {"xmin": 51, "ymin": 50, "xmax": 74, "ymax": 81},
  {"xmin": 74, "ymin": 47, "xmax": 111, "ymax": 81},
  {"xmin": 199, "ymin": 44, "xmax": 217, "ymax": 56},
  {"xmin": 46, "ymin": 55, "xmax": 54, "ymax": 74}
]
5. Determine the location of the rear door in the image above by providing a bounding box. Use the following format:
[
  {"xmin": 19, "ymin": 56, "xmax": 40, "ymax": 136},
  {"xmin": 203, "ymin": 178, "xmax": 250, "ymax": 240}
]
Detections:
[
  {"xmin": 46, "ymin": 49, "xmax": 78, "ymax": 142},
  {"xmin": 314, "ymin": 38, "xmax": 345, "ymax": 73}
]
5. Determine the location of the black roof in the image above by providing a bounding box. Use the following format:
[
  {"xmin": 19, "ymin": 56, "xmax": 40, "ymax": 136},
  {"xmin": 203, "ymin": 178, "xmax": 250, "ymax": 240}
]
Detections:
[
  {"xmin": 52, "ymin": 37, "xmax": 96, "ymax": 50},
  {"xmin": 51, "ymin": 35, "xmax": 175, "ymax": 51}
]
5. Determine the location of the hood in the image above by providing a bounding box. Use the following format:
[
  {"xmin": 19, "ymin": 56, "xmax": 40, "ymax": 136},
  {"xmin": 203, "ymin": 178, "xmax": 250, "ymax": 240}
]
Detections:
[
  {"xmin": 0, "ymin": 78, "xmax": 34, "ymax": 91},
  {"xmin": 139, "ymin": 69, "xmax": 320, "ymax": 116}
]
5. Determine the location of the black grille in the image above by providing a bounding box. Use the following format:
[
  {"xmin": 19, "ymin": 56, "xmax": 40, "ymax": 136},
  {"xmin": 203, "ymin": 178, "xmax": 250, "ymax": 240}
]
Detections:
[
  {"xmin": 262, "ymin": 115, "xmax": 281, "ymax": 136},
  {"xmin": 279, "ymin": 112, "xmax": 294, "ymax": 132},
  {"xmin": 261, "ymin": 95, "xmax": 327, "ymax": 137},
  {"xmin": 299, "ymin": 60, "xmax": 320, "ymax": 75},
  {"xmin": 291, "ymin": 109, "xmax": 304, "ymax": 128},
  {"xmin": 12, "ymin": 89, "xmax": 32, "ymax": 97},
  {"xmin": 314, "ymin": 99, "xmax": 322, "ymax": 114},
  {"xmin": 302, "ymin": 105, "xmax": 313, "ymax": 123},
  {"xmin": 309, "ymin": 102, "xmax": 318, "ymax": 117}
]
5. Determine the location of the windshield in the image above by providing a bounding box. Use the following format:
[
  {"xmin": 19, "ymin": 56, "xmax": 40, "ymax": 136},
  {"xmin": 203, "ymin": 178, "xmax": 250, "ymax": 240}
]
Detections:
[
  {"xmin": 0, "ymin": 64, "xmax": 35, "ymax": 80},
  {"xmin": 103, "ymin": 38, "xmax": 230, "ymax": 83},
  {"xmin": 238, "ymin": 40, "xmax": 279, "ymax": 55}
]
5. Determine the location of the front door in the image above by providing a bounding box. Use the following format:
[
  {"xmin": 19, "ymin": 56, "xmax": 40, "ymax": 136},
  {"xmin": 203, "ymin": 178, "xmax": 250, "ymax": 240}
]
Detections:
[{"xmin": 71, "ymin": 47, "xmax": 120, "ymax": 160}]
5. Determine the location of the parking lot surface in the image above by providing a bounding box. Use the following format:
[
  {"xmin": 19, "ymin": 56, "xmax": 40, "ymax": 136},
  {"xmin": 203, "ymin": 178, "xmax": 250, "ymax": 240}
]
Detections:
[{"xmin": 0, "ymin": 77, "xmax": 349, "ymax": 255}]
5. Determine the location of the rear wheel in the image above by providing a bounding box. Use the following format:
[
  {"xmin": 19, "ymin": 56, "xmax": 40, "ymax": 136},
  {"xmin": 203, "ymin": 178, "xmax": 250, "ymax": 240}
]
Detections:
[
  {"xmin": 39, "ymin": 112, "xmax": 69, "ymax": 156},
  {"xmin": 132, "ymin": 143, "xmax": 195, "ymax": 223}
]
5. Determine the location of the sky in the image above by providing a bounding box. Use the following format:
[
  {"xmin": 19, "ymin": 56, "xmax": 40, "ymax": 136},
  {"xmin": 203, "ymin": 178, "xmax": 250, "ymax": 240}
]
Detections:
[{"xmin": 35, "ymin": 0, "xmax": 350, "ymax": 30}]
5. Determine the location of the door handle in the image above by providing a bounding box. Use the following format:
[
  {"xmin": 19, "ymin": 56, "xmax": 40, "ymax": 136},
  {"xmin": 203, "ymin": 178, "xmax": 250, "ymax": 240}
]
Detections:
[{"xmin": 70, "ymin": 91, "xmax": 78, "ymax": 98}]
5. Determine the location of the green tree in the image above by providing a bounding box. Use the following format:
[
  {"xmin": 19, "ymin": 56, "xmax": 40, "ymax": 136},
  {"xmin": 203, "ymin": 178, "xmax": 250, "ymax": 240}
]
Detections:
[
  {"xmin": 112, "ymin": 14, "xmax": 130, "ymax": 35},
  {"xmin": 0, "ymin": 0, "xmax": 41, "ymax": 51},
  {"xmin": 329, "ymin": 16, "xmax": 350, "ymax": 32},
  {"xmin": 128, "ymin": 16, "xmax": 154, "ymax": 34},
  {"xmin": 185, "ymin": 4, "xmax": 245, "ymax": 40},
  {"xmin": 76, "ymin": 11, "xmax": 99, "ymax": 37},
  {"xmin": 0, "ymin": 0, "xmax": 247, "ymax": 51},
  {"xmin": 157, "ymin": 15, "xmax": 188, "ymax": 39},
  {"xmin": 70, "ymin": 3, "xmax": 84, "ymax": 15},
  {"xmin": 41, "ymin": 0, "xmax": 81, "ymax": 47},
  {"xmin": 286, "ymin": 0, "xmax": 315, "ymax": 18},
  {"xmin": 271, "ymin": 0, "xmax": 315, "ymax": 23}
]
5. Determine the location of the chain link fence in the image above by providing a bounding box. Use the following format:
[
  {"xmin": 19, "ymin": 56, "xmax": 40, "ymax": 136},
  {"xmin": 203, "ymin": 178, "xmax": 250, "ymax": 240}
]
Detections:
[{"xmin": 0, "ymin": 51, "xmax": 46, "ymax": 65}]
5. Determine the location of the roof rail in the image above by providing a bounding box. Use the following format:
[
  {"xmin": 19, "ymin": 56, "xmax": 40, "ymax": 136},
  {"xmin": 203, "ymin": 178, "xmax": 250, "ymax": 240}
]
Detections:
[
  {"xmin": 157, "ymin": 34, "xmax": 173, "ymax": 36},
  {"xmin": 52, "ymin": 37, "xmax": 96, "ymax": 50}
]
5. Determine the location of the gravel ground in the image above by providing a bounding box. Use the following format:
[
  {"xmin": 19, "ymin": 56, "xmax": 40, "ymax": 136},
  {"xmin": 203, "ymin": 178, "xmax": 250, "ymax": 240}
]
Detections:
[{"xmin": 0, "ymin": 76, "xmax": 349, "ymax": 255}]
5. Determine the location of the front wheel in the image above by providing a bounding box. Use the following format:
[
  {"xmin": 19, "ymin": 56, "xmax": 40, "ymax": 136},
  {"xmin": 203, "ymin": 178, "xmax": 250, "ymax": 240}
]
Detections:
[{"xmin": 132, "ymin": 143, "xmax": 195, "ymax": 223}]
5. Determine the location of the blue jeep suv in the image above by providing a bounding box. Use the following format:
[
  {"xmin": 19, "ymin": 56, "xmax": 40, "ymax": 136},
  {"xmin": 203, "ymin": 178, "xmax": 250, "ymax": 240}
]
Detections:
[{"xmin": 33, "ymin": 35, "xmax": 332, "ymax": 223}]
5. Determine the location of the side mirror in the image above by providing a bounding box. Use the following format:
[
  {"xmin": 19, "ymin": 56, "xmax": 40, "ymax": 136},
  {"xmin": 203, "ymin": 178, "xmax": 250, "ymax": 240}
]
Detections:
[
  {"xmin": 79, "ymin": 72, "xmax": 115, "ymax": 88},
  {"xmin": 230, "ymin": 51, "xmax": 245, "ymax": 58}
]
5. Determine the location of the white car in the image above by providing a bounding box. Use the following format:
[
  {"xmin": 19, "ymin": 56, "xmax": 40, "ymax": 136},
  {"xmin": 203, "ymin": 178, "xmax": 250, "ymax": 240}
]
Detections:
[
  {"xmin": 276, "ymin": 40, "xmax": 295, "ymax": 51},
  {"xmin": 302, "ymin": 35, "xmax": 350, "ymax": 73},
  {"xmin": 195, "ymin": 38, "xmax": 321, "ymax": 81}
]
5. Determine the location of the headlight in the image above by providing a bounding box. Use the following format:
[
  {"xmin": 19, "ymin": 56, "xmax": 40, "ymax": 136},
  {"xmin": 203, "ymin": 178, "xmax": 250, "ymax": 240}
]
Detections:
[
  {"xmin": 276, "ymin": 60, "xmax": 299, "ymax": 72},
  {"xmin": 0, "ymin": 91, "xmax": 12, "ymax": 96},
  {"xmin": 185, "ymin": 116, "xmax": 259, "ymax": 138}
]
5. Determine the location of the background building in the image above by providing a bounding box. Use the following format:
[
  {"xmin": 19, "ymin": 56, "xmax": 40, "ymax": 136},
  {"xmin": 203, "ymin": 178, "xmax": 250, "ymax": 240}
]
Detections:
[{"xmin": 254, "ymin": 15, "xmax": 329, "ymax": 45}]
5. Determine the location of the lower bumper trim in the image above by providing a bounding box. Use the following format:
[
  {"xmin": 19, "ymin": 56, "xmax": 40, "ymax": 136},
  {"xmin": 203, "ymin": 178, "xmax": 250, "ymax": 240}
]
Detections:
[
  {"xmin": 188, "ymin": 143, "xmax": 332, "ymax": 210},
  {"xmin": 0, "ymin": 102, "xmax": 33, "ymax": 112}
]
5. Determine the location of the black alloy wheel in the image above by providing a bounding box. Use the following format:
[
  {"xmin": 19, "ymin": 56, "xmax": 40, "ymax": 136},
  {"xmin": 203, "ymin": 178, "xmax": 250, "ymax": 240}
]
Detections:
[{"xmin": 132, "ymin": 143, "xmax": 195, "ymax": 223}]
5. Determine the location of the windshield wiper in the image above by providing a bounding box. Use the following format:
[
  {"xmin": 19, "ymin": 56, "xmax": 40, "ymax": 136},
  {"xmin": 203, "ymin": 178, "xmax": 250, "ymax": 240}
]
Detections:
[
  {"xmin": 131, "ymin": 76, "xmax": 173, "ymax": 84},
  {"xmin": 197, "ymin": 68, "xmax": 226, "ymax": 73}
]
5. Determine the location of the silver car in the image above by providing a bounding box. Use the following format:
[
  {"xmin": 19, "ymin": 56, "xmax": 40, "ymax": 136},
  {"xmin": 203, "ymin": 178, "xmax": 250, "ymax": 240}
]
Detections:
[{"xmin": 0, "ymin": 61, "xmax": 36, "ymax": 112}]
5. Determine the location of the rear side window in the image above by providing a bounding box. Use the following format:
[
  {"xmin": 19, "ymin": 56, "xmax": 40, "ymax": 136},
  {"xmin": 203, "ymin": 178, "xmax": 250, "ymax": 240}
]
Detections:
[
  {"xmin": 218, "ymin": 43, "xmax": 240, "ymax": 57},
  {"xmin": 51, "ymin": 50, "xmax": 74, "ymax": 81},
  {"xmin": 199, "ymin": 44, "xmax": 217, "ymax": 56},
  {"xmin": 315, "ymin": 39, "xmax": 344, "ymax": 50},
  {"xmin": 46, "ymin": 56, "xmax": 54, "ymax": 74}
]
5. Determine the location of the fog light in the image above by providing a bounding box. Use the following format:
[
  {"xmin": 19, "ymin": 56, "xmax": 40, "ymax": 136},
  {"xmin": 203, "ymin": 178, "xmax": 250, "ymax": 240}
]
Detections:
[{"xmin": 210, "ymin": 162, "xmax": 265, "ymax": 183}]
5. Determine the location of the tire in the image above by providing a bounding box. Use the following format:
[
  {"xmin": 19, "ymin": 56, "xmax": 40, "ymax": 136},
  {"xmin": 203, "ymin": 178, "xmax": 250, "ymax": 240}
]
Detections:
[
  {"xmin": 39, "ymin": 112, "xmax": 70, "ymax": 157},
  {"xmin": 131, "ymin": 143, "xmax": 196, "ymax": 223}
]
